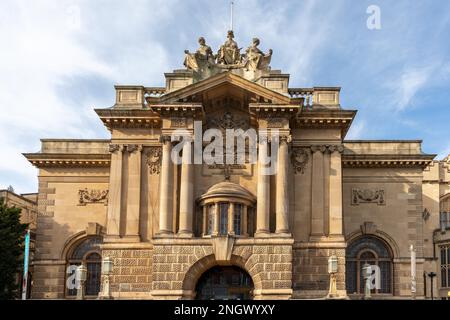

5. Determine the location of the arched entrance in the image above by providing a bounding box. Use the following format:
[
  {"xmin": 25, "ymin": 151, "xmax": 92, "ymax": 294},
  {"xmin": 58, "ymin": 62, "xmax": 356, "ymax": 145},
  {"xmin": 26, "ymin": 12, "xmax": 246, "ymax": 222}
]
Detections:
[{"xmin": 195, "ymin": 266, "xmax": 254, "ymax": 300}]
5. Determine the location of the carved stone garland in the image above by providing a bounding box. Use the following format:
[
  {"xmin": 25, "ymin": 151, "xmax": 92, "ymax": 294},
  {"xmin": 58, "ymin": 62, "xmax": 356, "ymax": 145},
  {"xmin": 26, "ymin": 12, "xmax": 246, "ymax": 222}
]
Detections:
[
  {"xmin": 146, "ymin": 147, "xmax": 162, "ymax": 175},
  {"xmin": 78, "ymin": 189, "xmax": 109, "ymax": 206},
  {"xmin": 351, "ymin": 188, "xmax": 385, "ymax": 206}
]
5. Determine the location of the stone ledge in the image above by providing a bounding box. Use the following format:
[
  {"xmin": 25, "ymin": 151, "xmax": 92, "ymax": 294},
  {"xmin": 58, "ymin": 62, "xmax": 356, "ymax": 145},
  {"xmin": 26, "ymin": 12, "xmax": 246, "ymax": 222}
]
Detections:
[{"xmin": 293, "ymin": 241, "xmax": 347, "ymax": 249}]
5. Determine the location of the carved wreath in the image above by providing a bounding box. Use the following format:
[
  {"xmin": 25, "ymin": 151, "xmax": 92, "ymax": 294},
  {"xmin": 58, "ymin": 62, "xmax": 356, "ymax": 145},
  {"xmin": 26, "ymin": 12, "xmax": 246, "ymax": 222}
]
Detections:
[
  {"xmin": 146, "ymin": 147, "xmax": 162, "ymax": 175},
  {"xmin": 352, "ymin": 188, "xmax": 385, "ymax": 206},
  {"xmin": 291, "ymin": 148, "xmax": 309, "ymax": 174},
  {"xmin": 78, "ymin": 189, "xmax": 109, "ymax": 206}
]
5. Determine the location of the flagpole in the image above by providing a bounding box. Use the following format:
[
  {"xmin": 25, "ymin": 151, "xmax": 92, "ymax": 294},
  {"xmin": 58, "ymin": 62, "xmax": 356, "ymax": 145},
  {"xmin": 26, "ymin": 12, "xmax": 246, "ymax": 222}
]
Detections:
[
  {"xmin": 21, "ymin": 229, "xmax": 31, "ymax": 300},
  {"xmin": 230, "ymin": 1, "xmax": 234, "ymax": 31}
]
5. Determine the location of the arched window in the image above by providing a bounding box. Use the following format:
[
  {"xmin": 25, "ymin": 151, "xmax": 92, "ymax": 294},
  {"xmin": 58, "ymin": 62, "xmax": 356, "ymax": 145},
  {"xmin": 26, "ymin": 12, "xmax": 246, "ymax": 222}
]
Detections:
[
  {"xmin": 66, "ymin": 236, "xmax": 103, "ymax": 297},
  {"xmin": 346, "ymin": 236, "xmax": 393, "ymax": 295}
]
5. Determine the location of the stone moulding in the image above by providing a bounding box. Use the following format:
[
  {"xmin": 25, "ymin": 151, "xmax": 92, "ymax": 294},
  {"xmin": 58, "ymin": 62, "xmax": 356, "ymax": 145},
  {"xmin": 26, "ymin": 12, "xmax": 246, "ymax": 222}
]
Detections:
[
  {"xmin": 78, "ymin": 188, "xmax": 109, "ymax": 206},
  {"xmin": 351, "ymin": 188, "xmax": 385, "ymax": 206}
]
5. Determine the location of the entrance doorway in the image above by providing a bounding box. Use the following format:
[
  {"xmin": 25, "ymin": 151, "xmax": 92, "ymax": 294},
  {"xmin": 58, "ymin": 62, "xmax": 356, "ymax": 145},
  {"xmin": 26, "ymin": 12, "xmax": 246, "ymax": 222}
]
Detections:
[{"xmin": 195, "ymin": 266, "xmax": 254, "ymax": 300}]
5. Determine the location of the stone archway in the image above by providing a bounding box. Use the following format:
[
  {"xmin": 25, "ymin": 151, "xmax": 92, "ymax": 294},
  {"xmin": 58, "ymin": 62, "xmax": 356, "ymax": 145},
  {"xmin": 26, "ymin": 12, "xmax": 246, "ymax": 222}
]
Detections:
[
  {"xmin": 195, "ymin": 265, "xmax": 254, "ymax": 300},
  {"xmin": 181, "ymin": 254, "xmax": 262, "ymax": 299}
]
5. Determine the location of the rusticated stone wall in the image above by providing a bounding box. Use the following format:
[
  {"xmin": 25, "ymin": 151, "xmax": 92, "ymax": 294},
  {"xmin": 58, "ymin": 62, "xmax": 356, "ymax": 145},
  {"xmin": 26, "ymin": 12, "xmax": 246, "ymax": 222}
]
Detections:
[
  {"xmin": 101, "ymin": 247, "xmax": 153, "ymax": 299},
  {"xmin": 151, "ymin": 238, "xmax": 294, "ymax": 300},
  {"xmin": 292, "ymin": 246, "xmax": 346, "ymax": 299}
]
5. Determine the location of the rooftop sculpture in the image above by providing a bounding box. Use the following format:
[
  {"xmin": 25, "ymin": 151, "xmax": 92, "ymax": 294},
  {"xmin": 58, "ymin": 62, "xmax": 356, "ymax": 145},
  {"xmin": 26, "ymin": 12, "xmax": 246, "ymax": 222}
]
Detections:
[{"xmin": 184, "ymin": 31, "xmax": 273, "ymax": 82}]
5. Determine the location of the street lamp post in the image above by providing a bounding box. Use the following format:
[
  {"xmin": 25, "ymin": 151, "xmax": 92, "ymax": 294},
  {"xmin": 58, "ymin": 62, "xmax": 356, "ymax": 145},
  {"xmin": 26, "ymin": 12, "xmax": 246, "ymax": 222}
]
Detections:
[
  {"xmin": 428, "ymin": 272, "xmax": 436, "ymax": 301},
  {"xmin": 99, "ymin": 257, "xmax": 114, "ymax": 300},
  {"xmin": 327, "ymin": 255, "xmax": 338, "ymax": 299},
  {"xmin": 76, "ymin": 264, "xmax": 87, "ymax": 300}
]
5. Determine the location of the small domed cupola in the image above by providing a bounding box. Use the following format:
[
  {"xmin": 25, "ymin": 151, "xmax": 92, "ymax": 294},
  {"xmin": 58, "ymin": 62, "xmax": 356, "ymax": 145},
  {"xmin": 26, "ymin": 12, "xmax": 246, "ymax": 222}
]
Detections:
[{"xmin": 198, "ymin": 182, "xmax": 256, "ymax": 237}]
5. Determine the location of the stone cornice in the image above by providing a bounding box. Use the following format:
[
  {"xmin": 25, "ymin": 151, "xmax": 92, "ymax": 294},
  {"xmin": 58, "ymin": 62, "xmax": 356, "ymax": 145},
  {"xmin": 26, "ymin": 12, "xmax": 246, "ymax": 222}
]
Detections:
[
  {"xmin": 249, "ymin": 103, "xmax": 300, "ymax": 118},
  {"xmin": 23, "ymin": 153, "xmax": 111, "ymax": 168},
  {"xmin": 294, "ymin": 109, "xmax": 356, "ymax": 138},
  {"xmin": 149, "ymin": 103, "xmax": 204, "ymax": 118},
  {"xmin": 95, "ymin": 108, "xmax": 161, "ymax": 131},
  {"xmin": 342, "ymin": 154, "xmax": 435, "ymax": 168}
]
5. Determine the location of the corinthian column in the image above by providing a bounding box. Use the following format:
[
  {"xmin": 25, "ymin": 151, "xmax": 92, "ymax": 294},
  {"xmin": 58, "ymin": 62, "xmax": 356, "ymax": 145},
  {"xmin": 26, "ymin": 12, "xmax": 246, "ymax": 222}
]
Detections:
[
  {"xmin": 125, "ymin": 145, "xmax": 142, "ymax": 241},
  {"xmin": 158, "ymin": 135, "xmax": 174, "ymax": 235},
  {"xmin": 256, "ymin": 135, "xmax": 270, "ymax": 236},
  {"xmin": 178, "ymin": 140, "xmax": 194, "ymax": 237},
  {"xmin": 276, "ymin": 135, "xmax": 290, "ymax": 235},
  {"xmin": 106, "ymin": 144, "xmax": 123, "ymax": 238}
]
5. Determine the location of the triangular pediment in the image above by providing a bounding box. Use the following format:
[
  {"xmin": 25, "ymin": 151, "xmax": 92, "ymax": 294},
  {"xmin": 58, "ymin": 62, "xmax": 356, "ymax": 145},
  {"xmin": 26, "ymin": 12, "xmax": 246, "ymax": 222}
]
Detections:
[{"xmin": 159, "ymin": 72, "xmax": 291, "ymax": 105}]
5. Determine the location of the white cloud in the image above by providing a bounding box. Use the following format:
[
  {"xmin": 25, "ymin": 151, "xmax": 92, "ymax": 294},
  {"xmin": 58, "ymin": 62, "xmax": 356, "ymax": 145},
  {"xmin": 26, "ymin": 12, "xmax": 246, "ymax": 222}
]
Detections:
[{"xmin": 392, "ymin": 66, "xmax": 435, "ymax": 111}]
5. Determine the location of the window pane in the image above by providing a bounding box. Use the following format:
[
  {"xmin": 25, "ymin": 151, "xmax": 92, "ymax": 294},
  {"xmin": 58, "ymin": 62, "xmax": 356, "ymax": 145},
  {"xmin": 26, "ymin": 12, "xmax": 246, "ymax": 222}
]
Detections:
[
  {"xmin": 85, "ymin": 261, "xmax": 102, "ymax": 296},
  {"xmin": 379, "ymin": 261, "xmax": 392, "ymax": 293},
  {"xmin": 447, "ymin": 248, "xmax": 450, "ymax": 265},
  {"xmin": 219, "ymin": 203, "xmax": 229, "ymax": 235},
  {"xmin": 247, "ymin": 207, "xmax": 253, "ymax": 236},
  {"xmin": 441, "ymin": 267, "xmax": 447, "ymax": 288},
  {"xmin": 234, "ymin": 204, "xmax": 242, "ymax": 235},
  {"xmin": 448, "ymin": 268, "xmax": 450, "ymax": 288},
  {"xmin": 360, "ymin": 251, "xmax": 376, "ymax": 260},
  {"xmin": 345, "ymin": 261, "xmax": 357, "ymax": 294},
  {"xmin": 207, "ymin": 205, "xmax": 214, "ymax": 235},
  {"xmin": 441, "ymin": 248, "xmax": 446, "ymax": 266}
]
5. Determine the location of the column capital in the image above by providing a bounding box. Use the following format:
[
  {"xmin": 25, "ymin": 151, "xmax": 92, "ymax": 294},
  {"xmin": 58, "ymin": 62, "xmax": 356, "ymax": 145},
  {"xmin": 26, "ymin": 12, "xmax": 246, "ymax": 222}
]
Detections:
[
  {"xmin": 279, "ymin": 134, "xmax": 292, "ymax": 144},
  {"xmin": 126, "ymin": 144, "xmax": 142, "ymax": 153},
  {"xmin": 311, "ymin": 145, "xmax": 327, "ymax": 153},
  {"xmin": 109, "ymin": 144, "xmax": 124, "ymax": 154},
  {"xmin": 159, "ymin": 135, "xmax": 172, "ymax": 144},
  {"xmin": 328, "ymin": 145, "xmax": 345, "ymax": 154}
]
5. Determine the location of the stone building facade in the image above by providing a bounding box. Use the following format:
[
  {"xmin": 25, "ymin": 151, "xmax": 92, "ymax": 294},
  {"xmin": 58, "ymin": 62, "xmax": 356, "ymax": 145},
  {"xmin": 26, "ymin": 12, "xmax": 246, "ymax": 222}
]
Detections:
[{"xmin": 24, "ymin": 34, "xmax": 450, "ymax": 300}]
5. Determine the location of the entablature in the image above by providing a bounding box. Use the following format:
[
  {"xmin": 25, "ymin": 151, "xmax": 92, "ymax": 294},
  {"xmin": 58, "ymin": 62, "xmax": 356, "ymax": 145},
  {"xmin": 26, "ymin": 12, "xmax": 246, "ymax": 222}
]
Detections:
[
  {"xmin": 294, "ymin": 109, "xmax": 356, "ymax": 138},
  {"xmin": 23, "ymin": 153, "xmax": 111, "ymax": 168},
  {"xmin": 95, "ymin": 109, "xmax": 161, "ymax": 131},
  {"xmin": 342, "ymin": 154, "xmax": 436, "ymax": 169}
]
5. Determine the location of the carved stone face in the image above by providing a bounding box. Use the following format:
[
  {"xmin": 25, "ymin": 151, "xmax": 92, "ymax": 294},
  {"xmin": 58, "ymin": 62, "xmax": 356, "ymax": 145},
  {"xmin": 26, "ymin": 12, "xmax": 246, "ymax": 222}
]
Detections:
[
  {"xmin": 252, "ymin": 38, "xmax": 260, "ymax": 46},
  {"xmin": 198, "ymin": 37, "xmax": 206, "ymax": 46},
  {"xmin": 227, "ymin": 30, "xmax": 234, "ymax": 39}
]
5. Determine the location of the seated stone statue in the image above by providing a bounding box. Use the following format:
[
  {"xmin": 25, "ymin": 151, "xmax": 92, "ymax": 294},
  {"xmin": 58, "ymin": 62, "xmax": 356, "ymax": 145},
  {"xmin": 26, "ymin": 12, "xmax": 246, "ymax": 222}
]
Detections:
[
  {"xmin": 242, "ymin": 38, "xmax": 273, "ymax": 72},
  {"xmin": 184, "ymin": 37, "xmax": 215, "ymax": 72},
  {"xmin": 216, "ymin": 30, "xmax": 242, "ymax": 66}
]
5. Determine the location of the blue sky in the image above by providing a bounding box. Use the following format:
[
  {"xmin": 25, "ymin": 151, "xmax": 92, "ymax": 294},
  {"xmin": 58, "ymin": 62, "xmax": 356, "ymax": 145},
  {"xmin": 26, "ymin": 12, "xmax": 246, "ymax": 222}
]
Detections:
[{"xmin": 1, "ymin": 0, "xmax": 449, "ymax": 194}]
